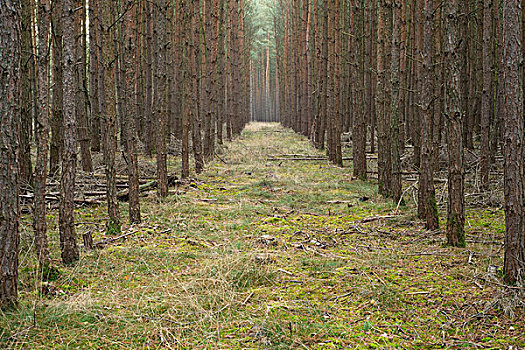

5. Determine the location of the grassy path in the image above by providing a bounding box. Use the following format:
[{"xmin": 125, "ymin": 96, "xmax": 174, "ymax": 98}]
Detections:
[{"xmin": 1, "ymin": 123, "xmax": 523, "ymax": 349}]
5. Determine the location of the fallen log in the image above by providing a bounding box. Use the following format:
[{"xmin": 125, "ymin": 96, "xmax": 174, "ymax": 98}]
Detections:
[
  {"xmin": 267, "ymin": 156, "xmax": 375, "ymax": 161},
  {"xmin": 268, "ymin": 154, "xmax": 378, "ymax": 159},
  {"xmin": 116, "ymin": 174, "xmax": 179, "ymax": 201},
  {"xmin": 21, "ymin": 174, "xmax": 180, "ymax": 206}
]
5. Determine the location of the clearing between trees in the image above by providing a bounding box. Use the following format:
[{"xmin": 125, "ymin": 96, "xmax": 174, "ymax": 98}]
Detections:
[{"xmin": 1, "ymin": 123, "xmax": 523, "ymax": 349}]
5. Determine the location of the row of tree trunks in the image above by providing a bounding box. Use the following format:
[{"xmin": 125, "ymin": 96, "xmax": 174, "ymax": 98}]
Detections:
[
  {"xmin": 273, "ymin": 0, "xmax": 524, "ymax": 283},
  {"xmin": 1, "ymin": 0, "xmax": 253, "ymax": 307}
]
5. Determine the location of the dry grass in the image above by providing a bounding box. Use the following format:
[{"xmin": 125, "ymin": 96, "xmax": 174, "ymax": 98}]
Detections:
[{"xmin": 1, "ymin": 122, "xmax": 523, "ymax": 349}]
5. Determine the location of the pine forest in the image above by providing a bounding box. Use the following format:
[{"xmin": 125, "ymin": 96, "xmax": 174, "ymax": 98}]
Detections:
[{"xmin": 0, "ymin": 0, "xmax": 524, "ymax": 348}]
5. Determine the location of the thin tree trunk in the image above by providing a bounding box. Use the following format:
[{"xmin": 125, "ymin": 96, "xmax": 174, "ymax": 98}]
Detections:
[
  {"xmin": 390, "ymin": 0, "xmax": 403, "ymax": 203},
  {"xmin": 154, "ymin": 0, "xmax": 169, "ymax": 197},
  {"xmin": 376, "ymin": 0, "xmax": 388, "ymax": 195},
  {"xmin": 76, "ymin": 4, "xmax": 93, "ymax": 173},
  {"xmin": 445, "ymin": 0, "xmax": 466, "ymax": 247},
  {"xmin": 418, "ymin": 0, "xmax": 439, "ymax": 230},
  {"xmin": 59, "ymin": 0, "xmax": 80, "ymax": 264},
  {"xmin": 20, "ymin": 0, "xmax": 33, "ymax": 187},
  {"xmin": 144, "ymin": 1, "xmax": 154, "ymax": 156},
  {"xmin": 192, "ymin": 0, "xmax": 204, "ymax": 174},
  {"xmin": 461, "ymin": 2, "xmax": 472, "ymax": 150},
  {"xmin": 502, "ymin": 0, "xmax": 524, "ymax": 285},
  {"xmin": 100, "ymin": 0, "xmax": 121, "ymax": 235},
  {"xmin": 34, "ymin": 0, "xmax": 52, "ymax": 269},
  {"xmin": 50, "ymin": 0, "xmax": 64, "ymax": 177},
  {"xmin": 432, "ymin": 4, "xmax": 443, "ymax": 173},
  {"xmin": 216, "ymin": 0, "xmax": 226, "ymax": 145},
  {"xmin": 125, "ymin": 1, "xmax": 141, "ymax": 223},
  {"xmin": 181, "ymin": 0, "xmax": 191, "ymax": 179},
  {"xmin": 480, "ymin": 0, "xmax": 493, "ymax": 190},
  {"xmin": 89, "ymin": 0, "xmax": 101, "ymax": 152},
  {"xmin": 353, "ymin": 0, "xmax": 367, "ymax": 180}
]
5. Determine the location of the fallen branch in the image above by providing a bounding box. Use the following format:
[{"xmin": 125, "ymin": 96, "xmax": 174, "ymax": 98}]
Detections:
[
  {"xmin": 95, "ymin": 231, "xmax": 137, "ymax": 247},
  {"xmin": 326, "ymin": 200, "xmax": 354, "ymax": 204},
  {"xmin": 267, "ymin": 156, "xmax": 358, "ymax": 161},
  {"xmin": 117, "ymin": 174, "xmax": 179, "ymax": 201},
  {"xmin": 360, "ymin": 215, "xmax": 396, "ymax": 223}
]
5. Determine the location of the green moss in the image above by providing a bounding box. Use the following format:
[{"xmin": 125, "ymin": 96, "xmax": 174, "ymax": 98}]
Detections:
[
  {"xmin": 41, "ymin": 263, "xmax": 61, "ymax": 282},
  {"xmin": 4, "ymin": 123, "xmax": 519, "ymax": 349},
  {"xmin": 106, "ymin": 218, "xmax": 121, "ymax": 236}
]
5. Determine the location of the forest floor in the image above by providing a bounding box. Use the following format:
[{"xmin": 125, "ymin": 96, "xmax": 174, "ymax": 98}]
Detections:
[{"xmin": 1, "ymin": 123, "xmax": 525, "ymax": 349}]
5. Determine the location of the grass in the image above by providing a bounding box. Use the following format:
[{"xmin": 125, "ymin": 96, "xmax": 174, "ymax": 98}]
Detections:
[{"xmin": 1, "ymin": 122, "xmax": 524, "ymax": 349}]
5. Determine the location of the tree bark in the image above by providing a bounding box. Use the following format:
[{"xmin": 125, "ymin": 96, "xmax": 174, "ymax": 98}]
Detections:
[
  {"xmin": 155, "ymin": 0, "xmax": 169, "ymax": 197},
  {"xmin": 502, "ymin": 0, "xmax": 524, "ymax": 285},
  {"xmin": 124, "ymin": 1, "xmax": 141, "ymax": 223},
  {"xmin": 390, "ymin": 0, "xmax": 403, "ymax": 203},
  {"xmin": 480, "ymin": 0, "xmax": 493, "ymax": 190},
  {"xmin": 50, "ymin": 0, "xmax": 64, "ymax": 177},
  {"xmin": 418, "ymin": 0, "xmax": 439, "ymax": 230},
  {"xmin": 100, "ymin": 0, "xmax": 121, "ymax": 235},
  {"xmin": 0, "ymin": 0, "xmax": 21, "ymax": 307},
  {"xmin": 181, "ymin": 0, "xmax": 191, "ymax": 179},
  {"xmin": 353, "ymin": 0, "xmax": 367, "ymax": 181},
  {"xmin": 376, "ymin": 0, "xmax": 390, "ymax": 196},
  {"xmin": 445, "ymin": 0, "xmax": 466, "ymax": 247},
  {"xmin": 34, "ymin": 0, "xmax": 52, "ymax": 269},
  {"xmin": 144, "ymin": 0, "xmax": 154, "ymax": 156},
  {"xmin": 76, "ymin": 4, "xmax": 93, "ymax": 173},
  {"xmin": 19, "ymin": 0, "xmax": 33, "ymax": 187},
  {"xmin": 192, "ymin": 0, "xmax": 204, "ymax": 174},
  {"xmin": 89, "ymin": 0, "xmax": 101, "ymax": 152},
  {"xmin": 59, "ymin": 0, "xmax": 80, "ymax": 264}
]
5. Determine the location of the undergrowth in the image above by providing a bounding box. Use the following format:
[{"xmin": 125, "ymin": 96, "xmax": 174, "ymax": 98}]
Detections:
[{"xmin": 1, "ymin": 123, "xmax": 523, "ymax": 349}]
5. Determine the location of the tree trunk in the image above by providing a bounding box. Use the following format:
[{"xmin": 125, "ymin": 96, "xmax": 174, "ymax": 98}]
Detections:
[
  {"xmin": 353, "ymin": 0, "xmax": 367, "ymax": 180},
  {"xmin": 125, "ymin": 1, "xmax": 141, "ymax": 223},
  {"xmin": 76, "ymin": 4, "xmax": 93, "ymax": 173},
  {"xmin": 100, "ymin": 0, "xmax": 121, "ymax": 235},
  {"xmin": 390, "ymin": 0, "xmax": 403, "ymax": 203},
  {"xmin": 89, "ymin": 0, "xmax": 101, "ymax": 152},
  {"xmin": 445, "ymin": 0, "xmax": 466, "ymax": 247},
  {"xmin": 0, "ymin": 0, "xmax": 21, "ymax": 307},
  {"xmin": 502, "ymin": 0, "xmax": 524, "ymax": 285},
  {"xmin": 20, "ymin": 0, "xmax": 33, "ymax": 187},
  {"xmin": 216, "ymin": 0, "xmax": 226, "ymax": 146},
  {"xmin": 144, "ymin": 1, "xmax": 154, "ymax": 156},
  {"xmin": 50, "ymin": 0, "xmax": 64, "ymax": 177},
  {"xmin": 418, "ymin": 0, "xmax": 439, "ymax": 230},
  {"xmin": 460, "ymin": 2, "xmax": 472, "ymax": 150},
  {"xmin": 155, "ymin": 0, "xmax": 169, "ymax": 197},
  {"xmin": 480, "ymin": 0, "xmax": 493, "ymax": 190},
  {"xmin": 192, "ymin": 0, "xmax": 205, "ymax": 174},
  {"xmin": 181, "ymin": 0, "xmax": 191, "ymax": 179},
  {"xmin": 34, "ymin": 0, "xmax": 52, "ymax": 269},
  {"xmin": 376, "ymin": 0, "xmax": 389, "ymax": 196},
  {"xmin": 59, "ymin": 0, "xmax": 80, "ymax": 264}
]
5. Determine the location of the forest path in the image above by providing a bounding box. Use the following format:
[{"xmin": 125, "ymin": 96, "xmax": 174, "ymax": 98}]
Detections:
[{"xmin": 3, "ymin": 123, "xmax": 522, "ymax": 349}]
